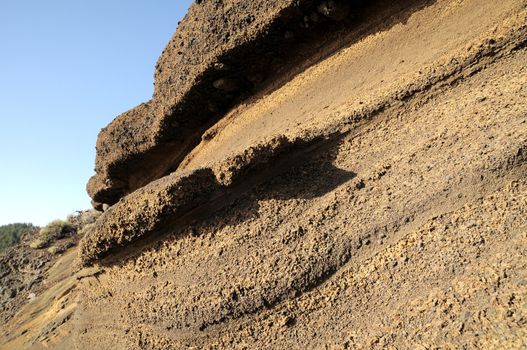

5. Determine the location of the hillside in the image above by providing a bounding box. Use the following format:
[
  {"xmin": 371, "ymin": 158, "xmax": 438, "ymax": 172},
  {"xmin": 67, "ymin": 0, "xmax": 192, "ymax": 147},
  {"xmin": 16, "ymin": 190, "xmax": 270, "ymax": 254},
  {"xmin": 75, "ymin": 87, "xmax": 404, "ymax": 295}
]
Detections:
[{"xmin": 1, "ymin": 0, "xmax": 526, "ymax": 349}]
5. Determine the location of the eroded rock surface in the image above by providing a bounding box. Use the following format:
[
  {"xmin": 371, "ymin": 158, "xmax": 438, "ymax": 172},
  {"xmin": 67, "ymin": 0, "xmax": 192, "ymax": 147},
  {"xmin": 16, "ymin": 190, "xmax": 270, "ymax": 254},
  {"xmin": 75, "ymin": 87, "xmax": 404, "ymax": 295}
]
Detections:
[
  {"xmin": 5, "ymin": 0, "xmax": 526, "ymax": 349},
  {"xmin": 88, "ymin": 0, "xmax": 364, "ymax": 206},
  {"xmin": 73, "ymin": 0, "xmax": 527, "ymax": 348}
]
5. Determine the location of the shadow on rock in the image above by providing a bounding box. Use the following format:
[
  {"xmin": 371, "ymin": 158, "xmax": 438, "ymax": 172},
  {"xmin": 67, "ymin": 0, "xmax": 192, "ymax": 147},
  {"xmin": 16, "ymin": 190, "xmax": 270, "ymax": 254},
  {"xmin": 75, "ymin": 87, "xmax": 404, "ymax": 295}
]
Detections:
[{"xmin": 94, "ymin": 133, "xmax": 355, "ymax": 268}]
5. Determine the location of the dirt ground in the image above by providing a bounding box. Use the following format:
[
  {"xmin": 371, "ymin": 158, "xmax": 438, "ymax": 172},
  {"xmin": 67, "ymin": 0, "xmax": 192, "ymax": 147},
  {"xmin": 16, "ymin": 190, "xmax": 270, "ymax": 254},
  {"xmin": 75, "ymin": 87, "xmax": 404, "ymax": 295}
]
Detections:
[
  {"xmin": 0, "ymin": 238, "xmax": 82, "ymax": 350},
  {"xmin": 2, "ymin": 0, "xmax": 526, "ymax": 349}
]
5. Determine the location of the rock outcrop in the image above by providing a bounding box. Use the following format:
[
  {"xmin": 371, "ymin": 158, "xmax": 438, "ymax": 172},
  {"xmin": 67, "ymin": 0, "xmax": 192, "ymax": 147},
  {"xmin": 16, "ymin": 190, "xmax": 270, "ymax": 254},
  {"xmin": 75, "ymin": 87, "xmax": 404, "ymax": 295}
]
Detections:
[
  {"xmin": 87, "ymin": 0, "xmax": 361, "ymax": 207},
  {"xmin": 3, "ymin": 0, "xmax": 526, "ymax": 349},
  {"xmin": 73, "ymin": 0, "xmax": 527, "ymax": 348}
]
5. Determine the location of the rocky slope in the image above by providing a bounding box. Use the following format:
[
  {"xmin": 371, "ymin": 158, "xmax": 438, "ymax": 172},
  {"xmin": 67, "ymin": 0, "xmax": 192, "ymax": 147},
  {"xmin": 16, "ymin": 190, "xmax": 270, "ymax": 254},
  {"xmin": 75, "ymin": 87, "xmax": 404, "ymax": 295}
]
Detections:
[
  {"xmin": 0, "ymin": 228, "xmax": 84, "ymax": 350},
  {"xmin": 2, "ymin": 0, "xmax": 527, "ymax": 349}
]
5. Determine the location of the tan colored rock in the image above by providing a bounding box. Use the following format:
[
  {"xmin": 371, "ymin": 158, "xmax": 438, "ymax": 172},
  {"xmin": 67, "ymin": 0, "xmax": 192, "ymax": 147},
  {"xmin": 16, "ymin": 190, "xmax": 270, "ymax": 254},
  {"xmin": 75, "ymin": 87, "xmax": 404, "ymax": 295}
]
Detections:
[
  {"xmin": 74, "ymin": 1, "xmax": 527, "ymax": 348},
  {"xmin": 87, "ymin": 0, "xmax": 361, "ymax": 206}
]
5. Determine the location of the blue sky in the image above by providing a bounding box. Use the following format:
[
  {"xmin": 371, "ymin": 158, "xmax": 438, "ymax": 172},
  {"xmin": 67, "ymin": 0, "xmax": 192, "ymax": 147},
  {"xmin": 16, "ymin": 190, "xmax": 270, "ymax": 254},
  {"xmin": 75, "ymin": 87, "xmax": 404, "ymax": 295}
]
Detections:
[{"xmin": 0, "ymin": 0, "xmax": 193, "ymax": 226}]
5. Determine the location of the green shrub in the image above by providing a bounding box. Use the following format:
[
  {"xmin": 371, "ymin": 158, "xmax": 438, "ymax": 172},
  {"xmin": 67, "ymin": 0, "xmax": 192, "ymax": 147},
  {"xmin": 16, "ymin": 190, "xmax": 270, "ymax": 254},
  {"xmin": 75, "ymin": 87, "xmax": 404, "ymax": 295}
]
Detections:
[
  {"xmin": 29, "ymin": 238, "xmax": 47, "ymax": 249},
  {"xmin": 78, "ymin": 223, "xmax": 95, "ymax": 237},
  {"xmin": 0, "ymin": 223, "xmax": 37, "ymax": 253},
  {"xmin": 29, "ymin": 219, "xmax": 73, "ymax": 249},
  {"xmin": 47, "ymin": 246, "xmax": 60, "ymax": 255},
  {"xmin": 78, "ymin": 210, "xmax": 101, "ymax": 227},
  {"xmin": 26, "ymin": 211, "xmax": 100, "ymax": 251},
  {"xmin": 66, "ymin": 213, "xmax": 76, "ymax": 224},
  {"xmin": 67, "ymin": 210, "xmax": 101, "ymax": 227},
  {"xmin": 39, "ymin": 220, "xmax": 73, "ymax": 241}
]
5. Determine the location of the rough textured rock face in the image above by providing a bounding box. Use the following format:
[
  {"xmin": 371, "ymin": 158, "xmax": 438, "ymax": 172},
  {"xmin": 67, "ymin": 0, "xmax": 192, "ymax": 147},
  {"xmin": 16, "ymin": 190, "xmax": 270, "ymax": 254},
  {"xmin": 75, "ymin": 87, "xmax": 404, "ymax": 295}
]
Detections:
[
  {"xmin": 3, "ymin": 0, "xmax": 526, "ymax": 349},
  {"xmin": 73, "ymin": 0, "xmax": 527, "ymax": 348},
  {"xmin": 88, "ymin": 0, "xmax": 360, "ymax": 206}
]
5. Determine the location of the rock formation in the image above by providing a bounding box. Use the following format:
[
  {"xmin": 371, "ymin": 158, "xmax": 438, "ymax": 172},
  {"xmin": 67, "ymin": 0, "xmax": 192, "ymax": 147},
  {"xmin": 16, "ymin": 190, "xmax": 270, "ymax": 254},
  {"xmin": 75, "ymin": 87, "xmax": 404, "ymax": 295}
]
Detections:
[
  {"xmin": 75, "ymin": 0, "xmax": 527, "ymax": 348},
  {"xmin": 87, "ymin": 0, "xmax": 361, "ymax": 207},
  {"xmin": 2, "ymin": 0, "xmax": 527, "ymax": 349}
]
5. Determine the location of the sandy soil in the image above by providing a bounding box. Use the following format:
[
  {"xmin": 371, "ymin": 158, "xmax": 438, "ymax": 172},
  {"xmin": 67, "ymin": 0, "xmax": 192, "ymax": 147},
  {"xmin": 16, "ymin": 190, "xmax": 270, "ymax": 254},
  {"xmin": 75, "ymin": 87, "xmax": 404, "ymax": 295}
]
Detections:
[{"xmin": 1, "ymin": 249, "xmax": 79, "ymax": 350}]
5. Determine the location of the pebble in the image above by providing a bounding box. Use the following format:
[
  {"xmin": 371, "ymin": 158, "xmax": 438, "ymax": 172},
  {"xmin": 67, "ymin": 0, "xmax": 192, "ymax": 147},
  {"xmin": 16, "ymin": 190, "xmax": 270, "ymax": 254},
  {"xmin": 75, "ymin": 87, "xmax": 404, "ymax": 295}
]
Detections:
[
  {"xmin": 317, "ymin": 1, "xmax": 351, "ymax": 22},
  {"xmin": 213, "ymin": 78, "xmax": 240, "ymax": 92}
]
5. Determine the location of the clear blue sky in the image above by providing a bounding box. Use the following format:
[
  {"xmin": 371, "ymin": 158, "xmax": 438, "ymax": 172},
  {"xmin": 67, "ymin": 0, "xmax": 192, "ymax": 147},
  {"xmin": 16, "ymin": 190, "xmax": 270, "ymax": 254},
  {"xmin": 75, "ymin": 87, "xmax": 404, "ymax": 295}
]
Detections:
[{"xmin": 0, "ymin": 0, "xmax": 193, "ymax": 226}]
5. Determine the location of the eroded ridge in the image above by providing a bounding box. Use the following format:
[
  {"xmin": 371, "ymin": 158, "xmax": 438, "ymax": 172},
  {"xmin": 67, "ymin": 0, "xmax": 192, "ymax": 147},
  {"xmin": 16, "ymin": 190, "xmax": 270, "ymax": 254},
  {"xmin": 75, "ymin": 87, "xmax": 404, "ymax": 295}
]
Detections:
[
  {"xmin": 80, "ymin": 135, "xmax": 316, "ymax": 265},
  {"xmin": 80, "ymin": 1, "xmax": 527, "ymax": 266},
  {"xmin": 88, "ymin": 0, "xmax": 376, "ymax": 207}
]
